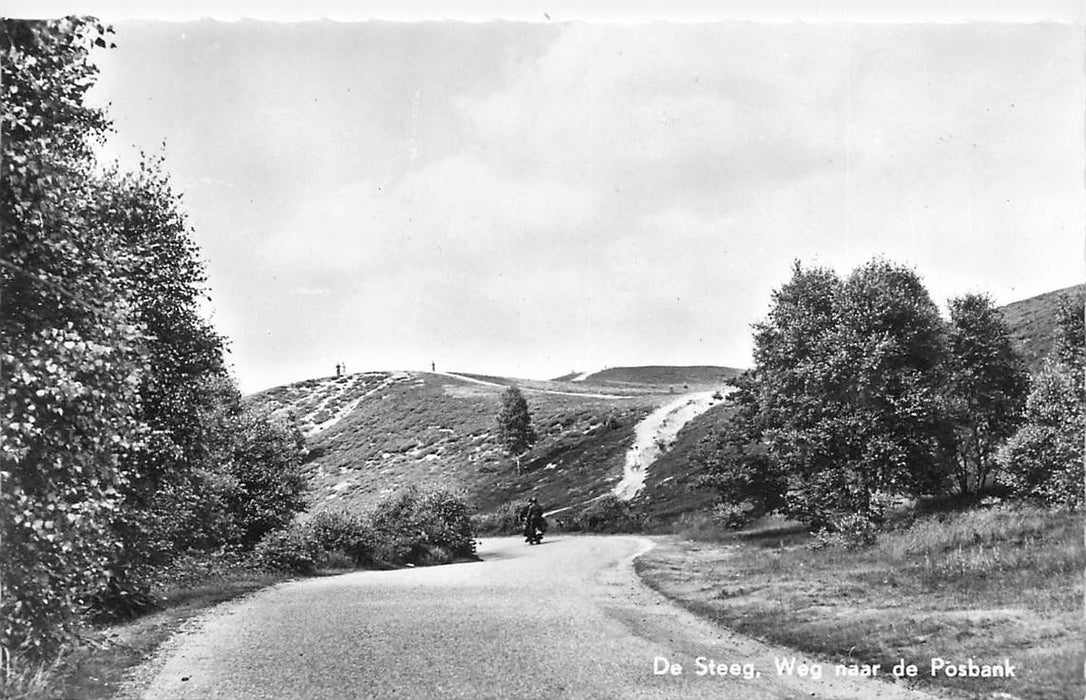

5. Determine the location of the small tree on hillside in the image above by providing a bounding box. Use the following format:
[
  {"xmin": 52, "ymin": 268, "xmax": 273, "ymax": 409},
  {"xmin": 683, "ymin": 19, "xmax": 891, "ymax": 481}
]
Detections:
[
  {"xmin": 496, "ymin": 386, "xmax": 536, "ymax": 474},
  {"xmin": 944, "ymin": 294, "xmax": 1029, "ymax": 494}
]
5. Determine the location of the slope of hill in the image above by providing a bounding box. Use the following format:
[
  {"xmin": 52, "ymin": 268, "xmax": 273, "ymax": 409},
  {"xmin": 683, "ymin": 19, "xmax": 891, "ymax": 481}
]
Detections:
[
  {"xmin": 1000, "ymin": 283, "xmax": 1084, "ymax": 371},
  {"xmin": 244, "ymin": 283, "xmax": 1076, "ymax": 525},
  {"xmin": 249, "ymin": 371, "xmax": 684, "ymax": 514},
  {"xmin": 575, "ymin": 365, "xmax": 742, "ymax": 388}
]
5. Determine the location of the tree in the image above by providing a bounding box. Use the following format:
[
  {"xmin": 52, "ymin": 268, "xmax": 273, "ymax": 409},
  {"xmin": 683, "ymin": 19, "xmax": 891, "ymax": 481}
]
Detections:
[
  {"xmin": 1, "ymin": 16, "xmax": 314, "ymax": 662},
  {"xmin": 0, "ymin": 17, "xmax": 143, "ymax": 660},
  {"xmin": 944, "ymin": 294, "xmax": 1029, "ymax": 494},
  {"xmin": 91, "ymin": 158, "xmax": 235, "ymax": 616},
  {"xmin": 734, "ymin": 259, "xmax": 952, "ymax": 527},
  {"xmin": 496, "ymin": 386, "xmax": 536, "ymax": 473},
  {"xmin": 999, "ymin": 292, "xmax": 1084, "ymax": 507}
]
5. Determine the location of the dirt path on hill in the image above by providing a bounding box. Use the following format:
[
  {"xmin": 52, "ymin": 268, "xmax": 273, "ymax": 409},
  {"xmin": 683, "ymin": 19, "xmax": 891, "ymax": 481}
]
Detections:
[
  {"xmin": 122, "ymin": 536, "xmax": 940, "ymax": 700},
  {"xmin": 613, "ymin": 389, "xmax": 728, "ymax": 500}
]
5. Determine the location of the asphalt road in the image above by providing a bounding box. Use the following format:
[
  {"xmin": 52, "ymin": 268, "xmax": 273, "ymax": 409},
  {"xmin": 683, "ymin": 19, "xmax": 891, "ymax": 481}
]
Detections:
[{"xmin": 129, "ymin": 536, "xmax": 938, "ymax": 699}]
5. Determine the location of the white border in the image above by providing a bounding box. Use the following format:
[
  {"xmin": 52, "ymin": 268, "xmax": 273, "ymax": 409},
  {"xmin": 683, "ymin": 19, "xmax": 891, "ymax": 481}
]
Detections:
[{"xmin": 4, "ymin": 1, "xmax": 1086, "ymax": 23}]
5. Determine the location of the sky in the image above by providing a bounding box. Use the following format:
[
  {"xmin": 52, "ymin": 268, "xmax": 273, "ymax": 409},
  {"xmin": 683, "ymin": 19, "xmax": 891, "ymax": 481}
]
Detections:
[{"xmin": 22, "ymin": 3, "xmax": 1086, "ymax": 393}]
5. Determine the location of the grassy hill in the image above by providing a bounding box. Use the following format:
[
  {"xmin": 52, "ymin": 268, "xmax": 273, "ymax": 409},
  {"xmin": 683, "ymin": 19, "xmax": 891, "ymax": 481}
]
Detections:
[
  {"xmin": 249, "ymin": 370, "xmax": 720, "ymax": 516},
  {"xmin": 576, "ymin": 365, "xmax": 741, "ymax": 388},
  {"xmin": 1000, "ymin": 283, "xmax": 1084, "ymax": 371},
  {"xmin": 245, "ymin": 283, "xmax": 1076, "ymax": 524}
]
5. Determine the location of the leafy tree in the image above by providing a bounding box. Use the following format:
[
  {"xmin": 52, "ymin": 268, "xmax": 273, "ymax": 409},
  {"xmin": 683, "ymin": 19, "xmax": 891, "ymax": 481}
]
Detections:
[
  {"xmin": 91, "ymin": 160, "xmax": 235, "ymax": 616},
  {"xmin": 999, "ymin": 292, "xmax": 1084, "ymax": 507},
  {"xmin": 735, "ymin": 260, "xmax": 952, "ymax": 527},
  {"xmin": 0, "ymin": 17, "xmax": 142, "ymax": 660},
  {"xmin": 944, "ymin": 294, "xmax": 1029, "ymax": 494},
  {"xmin": 496, "ymin": 386, "xmax": 536, "ymax": 471},
  {"xmin": 829, "ymin": 260, "xmax": 950, "ymax": 500}
]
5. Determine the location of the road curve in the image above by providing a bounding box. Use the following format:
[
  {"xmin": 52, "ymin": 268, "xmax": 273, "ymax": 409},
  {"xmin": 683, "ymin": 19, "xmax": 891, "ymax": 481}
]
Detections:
[{"xmin": 125, "ymin": 536, "xmax": 938, "ymax": 700}]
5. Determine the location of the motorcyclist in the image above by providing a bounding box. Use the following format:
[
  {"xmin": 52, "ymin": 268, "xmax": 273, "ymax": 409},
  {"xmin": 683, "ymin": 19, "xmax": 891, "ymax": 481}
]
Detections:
[{"xmin": 521, "ymin": 497, "xmax": 547, "ymax": 543}]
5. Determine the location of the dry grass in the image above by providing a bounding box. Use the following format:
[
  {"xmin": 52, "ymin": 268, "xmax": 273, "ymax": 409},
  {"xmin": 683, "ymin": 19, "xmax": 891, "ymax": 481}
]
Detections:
[{"xmin": 637, "ymin": 505, "xmax": 1083, "ymax": 700}]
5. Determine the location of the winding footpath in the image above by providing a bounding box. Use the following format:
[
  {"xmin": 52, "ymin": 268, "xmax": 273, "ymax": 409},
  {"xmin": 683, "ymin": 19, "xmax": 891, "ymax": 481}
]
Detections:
[{"xmin": 124, "ymin": 536, "xmax": 938, "ymax": 700}]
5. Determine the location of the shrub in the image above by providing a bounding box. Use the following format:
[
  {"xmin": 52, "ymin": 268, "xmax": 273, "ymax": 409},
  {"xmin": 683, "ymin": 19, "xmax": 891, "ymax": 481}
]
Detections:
[
  {"xmin": 223, "ymin": 405, "xmax": 310, "ymax": 548},
  {"xmin": 253, "ymin": 525, "xmax": 319, "ymax": 574},
  {"xmin": 369, "ymin": 487, "xmax": 476, "ymax": 566},
  {"xmin": 571, "ymin": 496, "xmax": 649, "ymax": 533},
  {"xmin": 712, "ymin": 500, "xmax": 759, "ymax": 529},
  {"xmin": 999, "ymin": 360, "xmax": 1083, "ymax": 508},
  {"xmin": 807, "ymin": 513, "xmax": 878, "ymax": 550},
  {"xmin": 470, "ymin": 500, "xmax": 528, "ymax": 536},
  {"xmin": 254, "ymin": 488, "xmax": 477, "ymax": 572},
  {"xmin": 305, "ymin": 509, "xmax": 375, "ymax": 567}
]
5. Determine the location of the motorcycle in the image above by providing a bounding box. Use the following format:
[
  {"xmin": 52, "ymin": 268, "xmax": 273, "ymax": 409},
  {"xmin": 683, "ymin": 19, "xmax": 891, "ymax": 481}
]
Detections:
[{"xmin": 523, "ymin": 516, "xmax": 546, "ymax": 545}]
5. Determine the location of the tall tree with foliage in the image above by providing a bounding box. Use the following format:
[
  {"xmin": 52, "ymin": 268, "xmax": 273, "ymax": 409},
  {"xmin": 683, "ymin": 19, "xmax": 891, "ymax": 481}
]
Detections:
[
  {"xmin": 999, "ymin": 292, "xmax": 1084, "ymax": 507},
  {"xmin": 735, "ymin": 260, "xmax": 953, "ymax": 527},
  {"xmin": 90, "ymin": 158, "xmax": 238, "ymax": 616},
  {"xmin": 0, "ymin": 17, "xmax": 144, "ymax": 660},
  {"xmin": 944, "ymin": 294, "xmax": 1029, "ymax": 494},
  {"xmin": 1, "ymin": 16, "xmax": 312, "ymax": 664},
  {"xmin": 496, "ymin": 386, "xmax": 536, "ymax": 472}
]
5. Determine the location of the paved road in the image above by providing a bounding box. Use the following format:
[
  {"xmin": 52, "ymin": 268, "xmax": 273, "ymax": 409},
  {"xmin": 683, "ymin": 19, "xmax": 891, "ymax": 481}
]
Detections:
[{"xmin": 129, "ymin": 536, "xmax": 937, "ymax": 699}]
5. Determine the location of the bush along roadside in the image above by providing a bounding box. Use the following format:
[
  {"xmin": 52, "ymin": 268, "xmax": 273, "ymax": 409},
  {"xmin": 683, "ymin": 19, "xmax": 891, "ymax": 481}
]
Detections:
[
  {"xmin": 254, "ymin": 486, "xmax": 478, "ymax": 574},
  {"xmin": 564, "ymin": 495, "xmax": 655, "ymax": 533}
]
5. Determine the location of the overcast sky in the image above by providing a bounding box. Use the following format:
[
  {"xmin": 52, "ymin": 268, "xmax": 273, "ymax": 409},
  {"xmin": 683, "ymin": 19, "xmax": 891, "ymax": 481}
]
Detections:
[{"xmin": 69, "ymin": 7, "xmax": 1084, "ymax": 393}]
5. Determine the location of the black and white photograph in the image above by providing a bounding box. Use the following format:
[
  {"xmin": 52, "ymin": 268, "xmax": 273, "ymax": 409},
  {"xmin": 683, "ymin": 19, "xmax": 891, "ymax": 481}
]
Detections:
[{"xmin": 2, "ymin": 2, "xmax": 1083, "ymax": 698}]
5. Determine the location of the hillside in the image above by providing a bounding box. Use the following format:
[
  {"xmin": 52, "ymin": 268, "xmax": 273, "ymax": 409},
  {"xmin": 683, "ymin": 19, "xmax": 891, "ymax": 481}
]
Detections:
[
  {"xmin": 244, "ymin": 285, "xmax": 1076, "ymax": 524},
  {"xmin": 1000, "ymin": 283, "xmax": 1084, "ymax": 371},
  {"xmin": 249, "ymin": 370, "xmax": 712, "ymax": 516},
  {"xmin": 548, "ymin": 365, "xmax": 742, "ymax": 389}
]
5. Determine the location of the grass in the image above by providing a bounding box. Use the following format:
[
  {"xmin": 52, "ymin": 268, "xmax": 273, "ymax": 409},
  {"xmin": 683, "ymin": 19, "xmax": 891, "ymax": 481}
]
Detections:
[{"xmin": 636, "ymin": 504, "xmax": 1083, "ymax": 700}]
